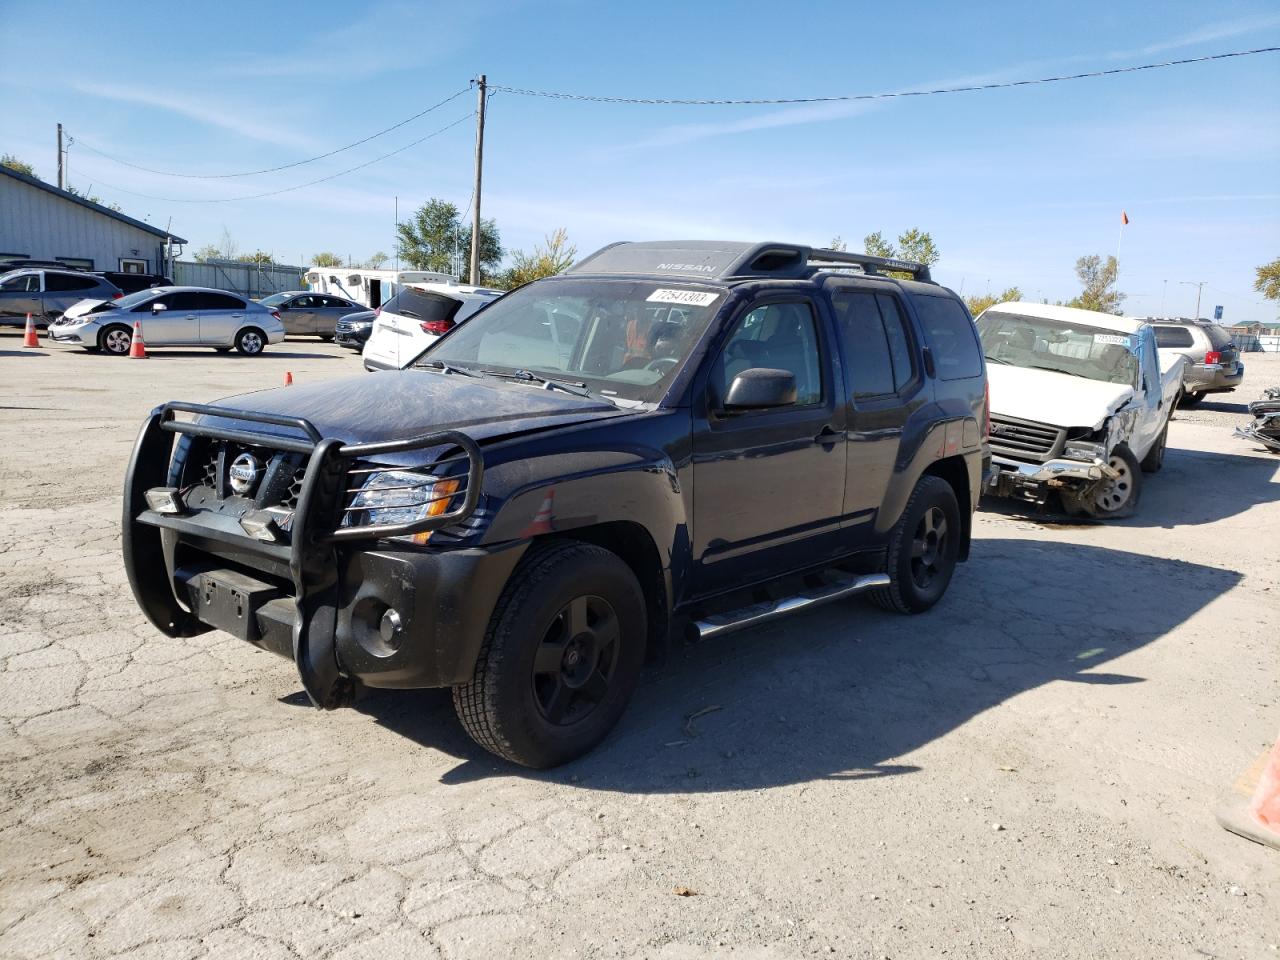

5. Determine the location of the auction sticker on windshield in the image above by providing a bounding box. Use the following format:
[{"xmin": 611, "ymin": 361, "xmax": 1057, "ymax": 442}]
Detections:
[
  {"xmin": 1093, "ymin": 333, "xmax": 1132, "ymax": 346},
  {"xmin": 646, "ymin": 289, "xmax": 720, "ymax": 307}
]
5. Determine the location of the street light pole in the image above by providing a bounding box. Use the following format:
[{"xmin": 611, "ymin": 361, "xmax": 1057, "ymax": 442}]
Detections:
[{"xmin": 1180, "ymin": 280, "xmax": 1207, "ymax": 320}]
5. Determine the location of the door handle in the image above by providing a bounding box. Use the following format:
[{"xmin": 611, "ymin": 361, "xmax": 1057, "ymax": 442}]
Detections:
[{"xmin": 813, "ymin": 426, "xmax": 847, "ymax": 447}]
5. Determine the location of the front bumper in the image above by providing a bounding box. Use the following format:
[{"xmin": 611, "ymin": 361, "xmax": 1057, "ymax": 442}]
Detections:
[
  {"xmin": 984, "ymin": 453, "xmax": 1117, "ymax": 500},
  {"xmin": 48, "ymin": 322, "xmax": 94, "ymax": 343},
  {"xmin": 122, "ymin": 402, "xmax": 505, "ymax": 707},
  {"xmin": 335, "ymin": 326, "xmax": 371, "ymax": 349}
]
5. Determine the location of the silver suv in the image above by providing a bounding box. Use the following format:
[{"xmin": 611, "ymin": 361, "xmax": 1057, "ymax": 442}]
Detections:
[
  {"xmin": 0, "ymin": 268, "xmax": 122, "ymax": 327},
  {"xmin": 1151, "ymin": 318, "xmax": 1244, "ymax": 407}
]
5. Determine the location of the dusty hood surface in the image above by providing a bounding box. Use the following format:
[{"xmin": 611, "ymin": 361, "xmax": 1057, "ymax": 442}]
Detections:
[
  {"xmin": 987, "ymin": 364, "xmax": 1134, "ymax": 430},
  {"xmin": 198, "ymin": 369, "xmax": 630, "ymax": 446}
]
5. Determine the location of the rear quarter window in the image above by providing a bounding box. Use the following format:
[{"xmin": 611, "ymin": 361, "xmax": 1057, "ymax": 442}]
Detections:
[
  {"xmin": 1154, "ymin": 326, "xmax": 1195, "ymax": 348},
  {"xmin": 912, "ymin": 295, "xmax": 983, "ymax": 380},
  {"xmin": 1204, "ymin": 324, "xmax": 1234, "ymax": 350}
]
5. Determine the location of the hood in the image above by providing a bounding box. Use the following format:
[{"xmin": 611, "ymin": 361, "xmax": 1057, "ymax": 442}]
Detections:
[
  {"xmin": 987, "ymin": 364, "xmax": 1134, "ymax": 430},
  {"xmin": 200, "ymin": 369, "xmax": 631, "ymax": 447},
  {"xmin": 63, "ymin": 298, "xmax": 111, "ymax": 321}
]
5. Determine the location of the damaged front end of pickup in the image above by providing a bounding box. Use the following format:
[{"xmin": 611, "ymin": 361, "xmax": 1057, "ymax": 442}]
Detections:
[
  {"xmin": 985, "ymin": 416, "xmax": 1126, "ymax": 512},
  {"xmin": 121, "ymin": 402, "xmax": 483, "ymax": 709}
]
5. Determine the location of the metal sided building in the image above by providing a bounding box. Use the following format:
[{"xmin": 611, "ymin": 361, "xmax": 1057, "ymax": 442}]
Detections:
[{"xmin": 0, "ymin": 165, "xmax": 185, "ymax": 275}]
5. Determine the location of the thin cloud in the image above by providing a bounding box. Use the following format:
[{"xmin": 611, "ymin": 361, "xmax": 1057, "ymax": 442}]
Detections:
[{"xmin": 69, "ymin": 82, "xmax": 318, "ymax": 150}]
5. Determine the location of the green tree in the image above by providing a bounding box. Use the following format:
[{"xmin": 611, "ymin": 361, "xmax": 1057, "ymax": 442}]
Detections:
[
  {"xmin": 1255, "ymin": 256, "xmax": 1280, "ymax": 303},
  {"xmin": 863, "ymin": 228, "xmax": 940, "ymax": 278},
  {"xmin": 826, "ymin": 236, "xmax": 848, "ymax": 252},
  {"xmin": 500, "ymin": 229, "xmax": 577, "ymax": 289},
  {"xmin": 312, "ymin": 251, "xmax": 342, "ymax": 267},
  {"xmin": 965, "ymin": 287, "xmax": 1023, "ymax": 317},
  {"xmin": 1, "ymin": 154, "xmax": 36, "ymax": 177},
  {"xmin": 366, "ymin": 251, "xmax": 389, "ymax": 270},
  {"xmin": 236, "ymin": 251, "xmax": 274, "ymax": 265},
  {"xmin": 1066, "ymin": 254, "xmax": 1125, "ymax": 314},
  {"xmin": 395, "ymin": 198, "xmax": 502, "ymax": 282}
]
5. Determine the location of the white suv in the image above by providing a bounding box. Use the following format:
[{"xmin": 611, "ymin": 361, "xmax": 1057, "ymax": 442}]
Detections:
[{"xmin": 361, "ymin": 282, "xmax": 502, "ymax": 371}]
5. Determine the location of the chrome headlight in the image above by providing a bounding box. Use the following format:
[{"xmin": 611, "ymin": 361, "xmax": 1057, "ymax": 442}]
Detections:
[
  {"xmin": 1063, "ymin": 439, "xmax": 1106, "ymax": 462},
  {"xmin": 342, "ymin": 470, "xmax": 459, "ymax": 541}
]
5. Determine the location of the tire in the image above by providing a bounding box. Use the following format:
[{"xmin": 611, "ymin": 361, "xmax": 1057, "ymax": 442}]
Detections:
[
  {"xmin": 870, "ymin": 475, "xmax": 962, "ymax": 615},
  {"xmin": 453, "ymin": 540, "xmax": 647, "ymax": 768},
  {"xmin": 215, "ymin": 347, "xmax": 232, "ymax": 353},
  {"xmin": 1085, "ymin": 446, "xmax": 1143, "ymax": 518},
  {"xmin": 1179, "ymin": 391, "xmax": 1204, "ymax": 408},
  {"xmin": 235, "ymin": 327, "xmax": 266, "ymax": 355},
  {"xmin": 99, "ymin": 324, "xmax": 133, "ymax": 355},
  {"xmin": 1140, "ymin": 421, "xmax": 1168, "ymax": 473},
  {"xmin": 319, "ymin": 334, "xmax": 335, "ymax": 342}
]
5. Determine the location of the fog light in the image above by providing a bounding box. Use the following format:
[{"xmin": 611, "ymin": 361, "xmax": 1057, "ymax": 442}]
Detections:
[
  {"xmin": 379, "ymin": 608, "xmax": 403, "ymax": 646},
  {"xmin": 239, "ymin": 509, "xmax": 280, "ymax": 542},
  {"xmin": 144, "ymin": 486, "xmax": 185, "ymax": 515}
]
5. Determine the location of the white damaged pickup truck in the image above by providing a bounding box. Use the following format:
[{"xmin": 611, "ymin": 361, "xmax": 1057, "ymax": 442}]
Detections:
[{"xmin": 978, "ymin": 302, "xmax": 1186, "ymax": 518}]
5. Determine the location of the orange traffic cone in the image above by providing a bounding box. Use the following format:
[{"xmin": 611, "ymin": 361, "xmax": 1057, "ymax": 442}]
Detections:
[
  {"xmin": 284, "ymin": 371, "xmax": 294, "ymax": 386},
  {"xmin": 129, "ymin": 320, "xmax": 148, "ymax": 359},
  {"xmin": 1252, "ymin": 732, "xmax": 1280, "ymax": 834},
  {"xmin": 22, "ymin": 312, "xmax": 38, "ymax": 348}
]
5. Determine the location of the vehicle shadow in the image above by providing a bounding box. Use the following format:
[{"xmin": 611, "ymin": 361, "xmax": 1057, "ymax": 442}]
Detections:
[
  {"xmin": 1180, "ymin": 398, "xmax": 1250, "ymax": 415},
  {"xmin": 353, "ymin": 538, "xmax": 1240, "ymax": 792},
  {"xmin": 982, "ymin": 445, "xmax": 1279, "ymax": 529}
]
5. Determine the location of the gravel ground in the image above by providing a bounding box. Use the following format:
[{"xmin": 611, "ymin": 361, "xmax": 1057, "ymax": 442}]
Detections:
[{"xmin": 1, "ymin": 333, "xmax": 1278, "ymax": 960}]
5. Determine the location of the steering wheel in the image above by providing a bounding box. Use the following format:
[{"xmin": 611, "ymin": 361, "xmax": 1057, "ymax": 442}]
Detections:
[{"xmin": 645, "ymin": 357, "xmax": 678, "ymax": 375}]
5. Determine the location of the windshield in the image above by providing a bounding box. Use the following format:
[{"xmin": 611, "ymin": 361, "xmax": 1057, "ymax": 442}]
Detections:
[
  {"xmin": 977, "ymin": 310, "xmax": 1139, "ymax": 387},
  {"xmin": 110, "ymin": 288, "xmax": 166, "ymax": 310},
  {"xmin": 259, "ymin": 293, "xmax": 292, "ymax": 307},
  {"xmin": 419, "ymin": 278, "xmax": 726, "ymax": 403}
]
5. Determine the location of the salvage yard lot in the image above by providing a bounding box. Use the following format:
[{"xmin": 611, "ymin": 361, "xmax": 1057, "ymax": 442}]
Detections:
[{"xmin": 1, "ymin": 334, "xmax": 1277, "ymax": 959}]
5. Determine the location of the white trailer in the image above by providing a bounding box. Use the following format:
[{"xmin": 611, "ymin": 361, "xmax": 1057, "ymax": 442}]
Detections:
[{"xmin": 303, "ymin": 267, "xmax": 457, "ymax": 310}]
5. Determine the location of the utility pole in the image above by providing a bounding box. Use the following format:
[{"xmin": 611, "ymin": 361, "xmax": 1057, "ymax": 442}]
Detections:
[
  {"xmin": 56, "ymin": 123, "xmax": 64, "ymax": 189},
  {"xmin": 468, "ymin": 75, "xmax": 487, "ymax": 286},
  {"xmin": 1180, "ymin": 280, "xmax": 1207, "ymax": 320}
]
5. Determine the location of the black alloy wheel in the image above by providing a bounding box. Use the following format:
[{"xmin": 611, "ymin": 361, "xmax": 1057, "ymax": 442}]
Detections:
[{"xmin": 532, "ymin": 595, "xmax": 621, "ymax": 726}]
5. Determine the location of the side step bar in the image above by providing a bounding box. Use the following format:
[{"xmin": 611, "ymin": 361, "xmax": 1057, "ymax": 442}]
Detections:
[{"xmin": 691, "ymin": 573, "xmax": 891, "ymax": 641}]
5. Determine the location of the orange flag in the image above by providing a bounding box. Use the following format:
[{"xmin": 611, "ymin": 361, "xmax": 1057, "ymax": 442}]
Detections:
[{"xmin": 1121, "ymin": 210, "xmax": 1130, "ymax": 225}]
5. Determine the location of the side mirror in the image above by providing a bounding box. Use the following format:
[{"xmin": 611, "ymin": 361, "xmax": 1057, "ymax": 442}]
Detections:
[
  {"xmin": 277, "ymin": 303, "xmax": 290, "ymax": 310},
  {"xmin": 723, "ymin": 368, "xmax": 797, "ymax": 410},
  {"xmin": 151, "ymin": 302, "xmax": 168, "ymax": 312}
]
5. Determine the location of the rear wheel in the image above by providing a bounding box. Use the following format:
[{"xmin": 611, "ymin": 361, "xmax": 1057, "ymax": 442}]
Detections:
[
  {"xmin": 1179, "ymin": 391, "xmax": 1204, "ymax": 408},
  {"xmin": 870, "ymin": 475, "xmax": 962, "ymax": 614},
  {"xmin": 99, "ymin": 324, "xmax": 133, "ymax": 355},
  {"xmin": 235, "ymin": 327, "xmax": 266, "ymax": 355},
  {"xmin": 453, "ymin": 541, "xmax": 646, "ymax": 768},
  {"xmin": 1141, "ymin": 421, "xmax": 1169, "ymax": 473},
  {"xmin": 318, "ymin": 334, "xmax": 334, "ymax": 342}
]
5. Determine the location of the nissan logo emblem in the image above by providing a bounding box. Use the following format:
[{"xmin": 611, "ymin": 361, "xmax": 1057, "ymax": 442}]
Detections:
[{"xmin": 228, "ymin": 453, "xmax": 261, "ymax": 495}]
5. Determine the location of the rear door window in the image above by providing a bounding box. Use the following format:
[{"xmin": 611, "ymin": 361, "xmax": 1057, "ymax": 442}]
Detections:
[
  {"xmin": 45, "ymin": 272, "xmax": 99, "ymax": 291},
  {"xmin": 830, "ymin": 290, "xmax": 895, "ymax": 398},
  {"xmin": 1154, "ymin": 326, "xmax": 1195, "ymax": 348},
  {"xmin": 196, "ymin": 292, "xmax": 246, "ymax": 311},
  {"xmin": 912, "ymin": 295, "xmax": 983, "ymax": 380}
]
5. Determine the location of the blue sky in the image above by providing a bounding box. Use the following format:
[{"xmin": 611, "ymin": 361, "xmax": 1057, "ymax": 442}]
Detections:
[{"xmin": 1, "ymin": 0, "xmax": 1277, "ymax": 320}]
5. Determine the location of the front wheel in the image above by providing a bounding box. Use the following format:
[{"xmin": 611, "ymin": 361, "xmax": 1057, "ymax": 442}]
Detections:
[
  {"xmin": 453, "ymin": 541, "xmax": 647, "ymax": 768},
  {"xmin": 99, "ymin": 324, "xmax": 133, "ymax": 355},
  {"xmin": 870, "ymin": 475, "xmax": 962, "ymax": 614},
  {"xmin": 235, "ymin": 327, "xmax": 266, "ymax": 355}
]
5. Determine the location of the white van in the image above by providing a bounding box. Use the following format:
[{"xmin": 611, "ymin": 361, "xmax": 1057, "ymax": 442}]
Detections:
[{"xmin": 361, "ymin": 281, "xmax": 503, "ymax": 371}]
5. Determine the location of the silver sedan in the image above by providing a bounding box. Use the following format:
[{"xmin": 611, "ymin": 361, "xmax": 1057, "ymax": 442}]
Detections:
[{"xmin": 48, "ymin": 286, "xmax": 286, "ymax": 355}]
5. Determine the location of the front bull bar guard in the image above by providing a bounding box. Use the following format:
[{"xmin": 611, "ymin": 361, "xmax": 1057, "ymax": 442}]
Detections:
[{"xmin": 123, "ymin": 401, "xmax": 484, "ymax": 708}]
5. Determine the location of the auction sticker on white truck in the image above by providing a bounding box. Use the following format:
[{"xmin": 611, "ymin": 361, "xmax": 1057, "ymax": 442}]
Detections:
[
  {"xmin": 1093, "ymin": 333, "xmax": 1132, "ymax": 346},
  {"xmin": 646, "ymin": 289, "xmax": 720, "ymax": 307}
]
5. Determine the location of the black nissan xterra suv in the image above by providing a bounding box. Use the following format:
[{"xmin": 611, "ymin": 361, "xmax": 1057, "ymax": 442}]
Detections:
[{"xmin": 124, "ymin": 241, "xmax": 990, "ymax": 767}]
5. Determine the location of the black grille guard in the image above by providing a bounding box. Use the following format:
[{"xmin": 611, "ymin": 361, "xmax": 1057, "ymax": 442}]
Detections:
[{"xmin": 122, "ymin": 401, "xmax": 484, "ymax": 708}]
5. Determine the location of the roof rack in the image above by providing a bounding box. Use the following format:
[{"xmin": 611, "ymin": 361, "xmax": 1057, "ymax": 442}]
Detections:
[{"xmin": 567, "ymin": 241, "xmax": 932, "ymax": 283}]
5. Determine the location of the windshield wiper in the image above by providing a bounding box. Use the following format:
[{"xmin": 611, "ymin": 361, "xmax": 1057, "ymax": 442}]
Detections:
[
  {"xmin": 482, "ymin": 368, "xmax": 604, "ymax": 400},
  {"xmin": 1027, "ymin": 364, "xmax": 1093, "ymax": 379},
  {"xmin": 984, "ymin": 354, "xmax": 1010, "ymax": 365},
  {"xmin": 416, "ymin": 358, "xmax": 477, "ymax": 377}
]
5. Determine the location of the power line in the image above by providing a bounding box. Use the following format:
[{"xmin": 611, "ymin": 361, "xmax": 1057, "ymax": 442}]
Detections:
[
  {"xmin": 79, "ymin": 113, "xmax": 475, "ymax": 204},
  {"xmin": 489, "ymin": 47, "xmax": 1279, "ymax": 105},
  {"xmin": 72, "ymin": 86, "xmax": 472, "ymax": 179}
]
